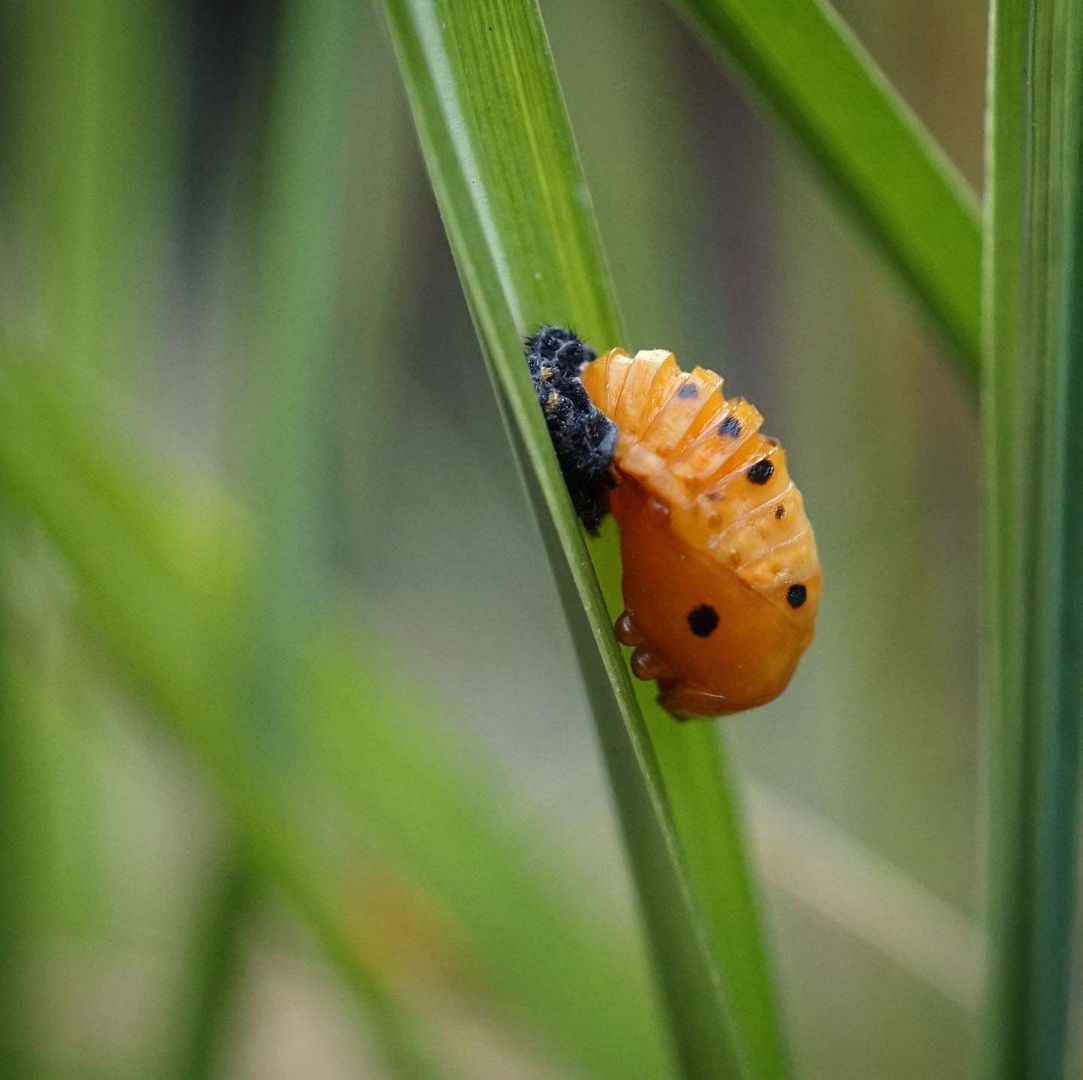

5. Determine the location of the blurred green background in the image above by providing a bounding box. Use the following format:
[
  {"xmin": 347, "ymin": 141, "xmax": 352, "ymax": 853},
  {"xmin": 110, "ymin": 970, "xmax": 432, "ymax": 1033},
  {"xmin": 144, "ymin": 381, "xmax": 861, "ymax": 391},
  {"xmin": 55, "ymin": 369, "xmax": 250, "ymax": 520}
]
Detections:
[{"xmin": 0, "ymin": 0, "xmax": 999, "ymax": 1076}]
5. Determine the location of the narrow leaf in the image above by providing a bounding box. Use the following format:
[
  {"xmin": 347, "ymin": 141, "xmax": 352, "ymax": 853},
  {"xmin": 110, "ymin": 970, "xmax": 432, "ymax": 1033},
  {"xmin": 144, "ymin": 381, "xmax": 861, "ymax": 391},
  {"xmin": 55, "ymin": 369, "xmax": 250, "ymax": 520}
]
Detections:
[
  {"xmin": 174, "ymin": 0, "xmax": 368, "ymax": 1074},
  {"xmin": 980, "ymin": 0, "xmax": 1083, "ymax": 1075},
  {"xmin": 667, "ymin": 0, "xmax": 982, "ymax": 377},
  {"xmin": 382, "ymin": 0, "xmax": 786, "ymax": 1075}
]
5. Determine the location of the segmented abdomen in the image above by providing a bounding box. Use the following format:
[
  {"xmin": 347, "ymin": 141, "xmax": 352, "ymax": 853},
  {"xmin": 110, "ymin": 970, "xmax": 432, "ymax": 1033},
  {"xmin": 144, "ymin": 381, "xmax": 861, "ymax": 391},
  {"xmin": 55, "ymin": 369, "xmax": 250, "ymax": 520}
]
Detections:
[{"xmin": 581, "ymin": 347, "xmax": 820, "ymax": 620}]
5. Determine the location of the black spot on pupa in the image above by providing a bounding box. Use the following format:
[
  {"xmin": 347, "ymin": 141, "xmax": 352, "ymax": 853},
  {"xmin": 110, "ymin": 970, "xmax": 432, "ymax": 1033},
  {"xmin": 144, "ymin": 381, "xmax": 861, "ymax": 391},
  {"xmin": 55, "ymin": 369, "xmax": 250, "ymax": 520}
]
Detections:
[
  {"xmin": 677, "ymin": 383, "xmax": 699, "ymax": 399},
  {"xmin": 719, "ymin": 415, "xmax": 741, "ymax": 438},
  {"xmin": 786, "ymin": 584, "xmax": 807, "ymax": 609},
  {"xmin": 747, "ymin": 459, "xmax": 774, "ymax": 484},
  {"xmin": 774, "ymin": 505, "xmax": 785, "ymax": 519},
  {"xmin": 687, "ymin": 604, "xmax": 719, "ymax": 637}
]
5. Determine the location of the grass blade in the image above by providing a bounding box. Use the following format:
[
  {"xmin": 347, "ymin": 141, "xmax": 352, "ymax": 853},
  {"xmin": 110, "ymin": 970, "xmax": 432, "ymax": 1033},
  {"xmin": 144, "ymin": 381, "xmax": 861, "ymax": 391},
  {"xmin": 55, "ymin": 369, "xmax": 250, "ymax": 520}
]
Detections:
[
  {"xmin": 178, "ymin": 1, "xmax": 366, "ymax": 1070},
  {"xmin": 382, "ymin": 1, "xmax": 786, "ymax": 1074},
  {"xmin": 172, "ymin": 848, "xmax": 253, "ymax": 1080},
  {"xmin": 0, "ymin": 557, "xmax": 33, "ymax": 1077},
  {"xmin": 10, "ymin": 0, "xmax": 179, "ymax": 380},
  {"xmin": 980, "ymin": 0, "xmax": 1083, "ymax": 1074},
  {"xmin": 665, "ymin": 0, "xmax": 982, "ymax": 377}
]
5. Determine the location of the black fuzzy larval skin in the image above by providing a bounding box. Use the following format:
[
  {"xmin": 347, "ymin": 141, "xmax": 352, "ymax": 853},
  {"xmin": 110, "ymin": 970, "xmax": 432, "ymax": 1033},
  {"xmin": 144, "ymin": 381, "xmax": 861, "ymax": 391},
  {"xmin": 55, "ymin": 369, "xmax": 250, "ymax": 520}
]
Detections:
[{"xmin": 525, "ymin": 326, "xmax": 618, "ymax": 531}]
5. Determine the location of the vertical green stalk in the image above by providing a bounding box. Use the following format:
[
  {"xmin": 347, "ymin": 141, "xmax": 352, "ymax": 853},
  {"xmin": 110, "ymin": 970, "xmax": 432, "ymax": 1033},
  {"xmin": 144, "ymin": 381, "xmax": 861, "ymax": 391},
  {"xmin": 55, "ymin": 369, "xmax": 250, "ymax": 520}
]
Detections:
[
  {"xmin": 173, "ymin": 847, "xmax": 253, "ymax": 1080},
  {"xmin": 246, "ymin": 0, "xmax": 354, "ymax": 709},
  {"xmin": 172, "ymin": 3, "xmax": 438, "ymax": 1075},
  {"xmin": 12, "ymin": 0, "xmax": 177, "ymax": 379},
  {"xmin": 382, "ymin": 1, "xmax": 786, "ymax": 1075},
  {"xmin": 240, "ymin": 2, "xmax": 437, "ymax": 1075},
  {"xmin": 0, "ymin": 558, "xmax": 32, "ymax": 1078},
  {"xmin": 3, "ymin": 7, "xmax": 178, "ymax": 1062},
  {"xmin": 664, "ymin": 0, "xmax": 982, "ymax": 376},
  {"xmin": 981, "ymin": 0, "xmax": 1083, "ymax": 1075}
]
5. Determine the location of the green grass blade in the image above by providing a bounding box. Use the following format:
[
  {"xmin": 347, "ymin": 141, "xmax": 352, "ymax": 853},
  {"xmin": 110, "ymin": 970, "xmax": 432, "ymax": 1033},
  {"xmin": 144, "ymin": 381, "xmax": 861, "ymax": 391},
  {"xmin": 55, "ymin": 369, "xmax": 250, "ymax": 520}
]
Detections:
[
  {"xmin": 172, "ymin": 848, "xmax": 253, "ymax": 1080},
  {"xmin": 382, "ymin": 1, "xmax": 786, "ymax": 1075},
  {"xmin": 11, "ymin": 0, "xmax": 179, "ymax": 379},
  {"xmin": 666, "ymin": 0, "xmax": 982, "ymax": 378},
  {"xmin": 592, "ymin": 521, "xmax": 788, "ymax": 1073},
  {"xmin": 0, "ymin": 556, "xmax": 33, "ymax": 1078},
  {"xmin": 246, "ymin": 0, "xmax": 361, "ymax": 639},
  {"xmin": 980, "ymin": 0, "xmax": 1083, "ymax": 1075},
  {"xmin": 2, "ymin": 8, "xmax": 180, "ymax": 1072},
  {"xmin": 174, "ymin": 2, "xmax": 368, "ymax": 1072}
]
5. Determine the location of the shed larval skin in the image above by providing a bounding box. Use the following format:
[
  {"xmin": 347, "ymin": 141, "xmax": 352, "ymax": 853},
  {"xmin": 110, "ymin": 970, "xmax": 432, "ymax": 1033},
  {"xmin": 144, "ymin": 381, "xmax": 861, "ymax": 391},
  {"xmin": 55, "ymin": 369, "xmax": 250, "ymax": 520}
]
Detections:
[{"xmin": 581, "ymin": 347, "xmax": 821, "ymax": 718}]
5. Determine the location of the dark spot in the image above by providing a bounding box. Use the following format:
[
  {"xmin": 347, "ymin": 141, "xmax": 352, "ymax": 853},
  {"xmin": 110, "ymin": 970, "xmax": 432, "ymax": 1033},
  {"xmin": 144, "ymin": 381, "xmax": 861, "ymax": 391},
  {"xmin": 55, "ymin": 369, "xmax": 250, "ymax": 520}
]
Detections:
[
  {"xmin": 687, "ymin": 604, "xmax": 719, "ymax": 637},
  {"xmin": 774, "ymin": 505, "xmax": 785, "ymax": 519},
  {"xmin": 747, "ymin": 459, "xmax": 774, "ymax": 484},
  {"xmin": 767, "ymin": 437, "xmax": 779, "ymax": 447},
  {"xmin": 719, "ymin": 415, "xmax": 742, "ymax": 438},
  {"xmin": 786, "ymin": 584, "xmax": 807, "ymax": 609},
  {"xmin": 677, "ymin": 383, "xmax": 699, "ymax": 399}
]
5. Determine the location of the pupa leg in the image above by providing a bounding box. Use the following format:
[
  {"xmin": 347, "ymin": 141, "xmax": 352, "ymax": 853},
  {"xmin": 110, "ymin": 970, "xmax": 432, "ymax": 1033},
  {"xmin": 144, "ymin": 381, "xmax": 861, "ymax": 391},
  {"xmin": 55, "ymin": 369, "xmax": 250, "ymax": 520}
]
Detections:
[{"xmin": 615, "ymin": 610, "xmax": 644, "ymax": 646}]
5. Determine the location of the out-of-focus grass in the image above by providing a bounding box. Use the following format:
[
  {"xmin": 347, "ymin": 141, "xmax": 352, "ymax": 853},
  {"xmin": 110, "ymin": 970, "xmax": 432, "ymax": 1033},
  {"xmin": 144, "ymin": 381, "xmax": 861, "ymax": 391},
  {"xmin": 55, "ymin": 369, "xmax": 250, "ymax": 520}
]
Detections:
[
  {"xmin": 666, "ymin": 0, "xmax": 981, "ymax": 377},
  {"xmin": 11, "ymin": 0, "xmax": 180, "ymax": 379},
  {"xmin": 0, "ymin": 351, "xmax": 675, "ymax": 1076},
  {"xmin": 175, "ymin": 0, "xmax": 367, "ymax": 1074},
  {"xmin": 2, "ymin": 4, "xmax": 182, "ymax": 1073},
  {"xmin": 173, "ymin": 845, "xmax": 252, "ymax": 1079},
  {"xmin": 0, "ymin": 560, "xmax": 29, "ymax": 1076}
]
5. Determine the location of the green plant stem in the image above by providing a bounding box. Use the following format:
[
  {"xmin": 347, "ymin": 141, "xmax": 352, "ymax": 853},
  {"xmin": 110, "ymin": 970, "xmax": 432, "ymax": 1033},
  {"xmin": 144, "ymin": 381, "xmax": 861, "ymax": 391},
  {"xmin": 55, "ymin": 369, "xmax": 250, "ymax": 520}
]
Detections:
[
  {"xmin": 665, "ymin": 0, "xmax": 982, "ymax": 378},
  {"xmin": 980, "ymin": 0, "xmax": 1083, "ymax": 1075},
  {"xmin": 12, "ymin": 0, "xmax": 178, "ymax": 381},
  {"xmin": 173, "ymin": 849, "xmax": 253, "ymax": 1080},
  {"xmin": 0, "ymin": 552, "xmax": 33, "ymax": 1078},
  {"xmin": 592, "ymin": 521, "xmax": 787, "ymax": 1075},
  {"xmin": 382, "ymin": 1, "xmax": 786, "ymax": 1075}
]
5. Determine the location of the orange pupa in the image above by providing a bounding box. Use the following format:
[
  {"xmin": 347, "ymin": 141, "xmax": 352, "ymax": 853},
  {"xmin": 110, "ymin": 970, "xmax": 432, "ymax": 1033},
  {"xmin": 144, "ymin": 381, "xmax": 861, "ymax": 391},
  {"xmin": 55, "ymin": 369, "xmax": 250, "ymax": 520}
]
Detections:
[
  {"xmin": 527, "ymin": 327, "xmax": 820, "ymax": 719},
  {"xmin": 580, "ymin": 346, "xmax": 820, "ymax": 717}
]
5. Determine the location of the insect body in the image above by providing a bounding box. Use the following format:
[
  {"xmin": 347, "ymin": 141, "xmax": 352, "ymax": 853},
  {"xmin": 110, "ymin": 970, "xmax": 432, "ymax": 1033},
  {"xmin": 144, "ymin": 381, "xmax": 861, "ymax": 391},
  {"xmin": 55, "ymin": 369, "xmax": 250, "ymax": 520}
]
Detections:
[{"xmin": 526, "ymin": 328, "xmax": 820, "ymax": 719}]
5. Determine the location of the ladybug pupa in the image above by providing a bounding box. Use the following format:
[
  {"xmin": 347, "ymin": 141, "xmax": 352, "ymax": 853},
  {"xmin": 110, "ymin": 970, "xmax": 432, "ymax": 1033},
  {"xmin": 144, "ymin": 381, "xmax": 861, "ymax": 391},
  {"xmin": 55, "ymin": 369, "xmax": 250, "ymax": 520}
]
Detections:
[{"xmin": 527, "ymin": 326, "xmax": 821, "ymax": 719}]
